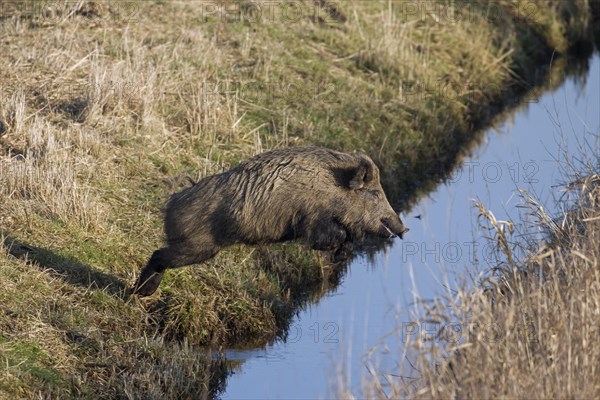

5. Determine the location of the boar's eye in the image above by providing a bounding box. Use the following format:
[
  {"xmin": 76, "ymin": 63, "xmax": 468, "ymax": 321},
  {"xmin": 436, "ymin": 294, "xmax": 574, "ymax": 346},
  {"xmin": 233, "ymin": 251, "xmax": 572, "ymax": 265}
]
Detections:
[{"xmin": 368, "ymin": 190, "xmax": 382, "ymax": 200}]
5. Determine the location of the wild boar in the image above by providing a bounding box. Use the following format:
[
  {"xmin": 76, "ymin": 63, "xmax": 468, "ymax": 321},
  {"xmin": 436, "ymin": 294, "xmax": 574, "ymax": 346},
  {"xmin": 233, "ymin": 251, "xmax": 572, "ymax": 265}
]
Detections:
[{"xmin": 133, "ymin": 146, "xmax": 408, "ymax": 296}]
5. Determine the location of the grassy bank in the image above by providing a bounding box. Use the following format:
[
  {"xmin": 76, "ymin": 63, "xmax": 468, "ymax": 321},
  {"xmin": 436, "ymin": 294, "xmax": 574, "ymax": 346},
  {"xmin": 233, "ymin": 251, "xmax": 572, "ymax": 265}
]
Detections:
[
  {"xmin": 347, "ymin": 168, "xmax": 600, "ymax": 398},
  {"xmin": 0, "ymin": 0, "xmax": 597, "ymax": 397}
]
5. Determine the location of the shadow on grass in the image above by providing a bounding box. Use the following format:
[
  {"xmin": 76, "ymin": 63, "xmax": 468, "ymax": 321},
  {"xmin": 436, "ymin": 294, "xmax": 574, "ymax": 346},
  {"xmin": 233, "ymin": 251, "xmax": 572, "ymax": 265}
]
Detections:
[{"xmin": 2, "ymin": 233, "xmax": 128, "ymax": 299}]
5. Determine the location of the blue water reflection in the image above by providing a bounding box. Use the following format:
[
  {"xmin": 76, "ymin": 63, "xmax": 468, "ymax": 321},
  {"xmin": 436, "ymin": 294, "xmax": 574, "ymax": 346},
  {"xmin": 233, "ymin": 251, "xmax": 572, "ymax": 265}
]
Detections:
[{"xmin": 222, "ymin": 55, "xmax": 599, "ymax": 399}]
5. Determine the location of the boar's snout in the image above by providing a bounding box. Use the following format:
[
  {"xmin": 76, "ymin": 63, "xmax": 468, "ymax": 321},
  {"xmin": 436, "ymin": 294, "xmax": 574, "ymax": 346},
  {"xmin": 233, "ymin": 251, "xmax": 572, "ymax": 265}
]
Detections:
[{"xmin": 380, "ymin": 214, "xmax": 409, "ymax": 239}]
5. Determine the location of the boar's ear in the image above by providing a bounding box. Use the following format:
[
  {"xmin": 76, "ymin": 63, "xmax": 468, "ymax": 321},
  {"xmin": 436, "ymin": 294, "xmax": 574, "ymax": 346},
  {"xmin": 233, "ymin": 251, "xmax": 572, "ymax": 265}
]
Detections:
[{"xmin": 348, "ymin": 156, "xmax": 374, "ymax": 189}]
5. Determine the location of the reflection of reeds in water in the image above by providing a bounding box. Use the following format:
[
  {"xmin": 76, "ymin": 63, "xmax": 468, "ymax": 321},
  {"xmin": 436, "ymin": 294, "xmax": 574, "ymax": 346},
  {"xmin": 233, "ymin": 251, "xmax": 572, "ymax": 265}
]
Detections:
[{"xmin": 340, "ymin": 136, "xmax": 600, "ymax": 397}]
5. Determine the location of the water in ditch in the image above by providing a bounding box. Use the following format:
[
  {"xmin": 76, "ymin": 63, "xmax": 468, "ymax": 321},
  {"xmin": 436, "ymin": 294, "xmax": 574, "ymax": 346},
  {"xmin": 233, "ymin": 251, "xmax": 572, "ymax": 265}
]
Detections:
[{"xmin": 221, "ymin": 53, "xmax": 599, "ymax": 399}]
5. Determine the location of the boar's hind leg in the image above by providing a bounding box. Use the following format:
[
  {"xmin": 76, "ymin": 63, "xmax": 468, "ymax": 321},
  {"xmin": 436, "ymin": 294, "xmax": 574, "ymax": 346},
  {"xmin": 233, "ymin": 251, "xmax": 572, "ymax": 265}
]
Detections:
[{"xmin": 132, "ymin": 245, "xmax": 219, "ymax": 297}]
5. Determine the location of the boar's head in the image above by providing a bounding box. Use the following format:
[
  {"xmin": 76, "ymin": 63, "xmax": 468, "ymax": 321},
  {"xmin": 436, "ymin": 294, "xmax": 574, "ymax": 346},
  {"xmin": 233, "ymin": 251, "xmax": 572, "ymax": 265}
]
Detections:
[{"xmin": 337, "ymin": 155, "xmax": 409, "ymax": 240}]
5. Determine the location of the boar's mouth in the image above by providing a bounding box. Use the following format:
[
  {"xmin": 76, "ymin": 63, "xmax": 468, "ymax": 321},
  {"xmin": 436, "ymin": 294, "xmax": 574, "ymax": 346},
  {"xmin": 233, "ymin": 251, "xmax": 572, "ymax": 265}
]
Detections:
[{"xmin": 380, "ymin": 218, "xmax": 409, "ymax": 239}]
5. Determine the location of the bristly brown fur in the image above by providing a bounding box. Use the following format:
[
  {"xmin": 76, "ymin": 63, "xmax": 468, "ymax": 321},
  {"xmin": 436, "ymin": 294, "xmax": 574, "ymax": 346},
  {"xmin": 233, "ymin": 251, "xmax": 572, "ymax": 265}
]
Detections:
[{"xmin": 133, "ymin": 146, "xmax": 407, "ymax": 296}]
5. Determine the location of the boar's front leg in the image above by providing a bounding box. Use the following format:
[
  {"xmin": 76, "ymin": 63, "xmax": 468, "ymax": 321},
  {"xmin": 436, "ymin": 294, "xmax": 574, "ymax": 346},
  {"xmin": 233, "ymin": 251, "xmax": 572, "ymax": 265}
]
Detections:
[
  {"xmin": 333, "ymin": 239, "xmax": 354, "ymax": 262},
  {"xmin": 309, "ymin": 220, "xmax": 355, "ymax": 262},
  {"xmin": 309, "ymin": 219, "xmax": 348, "ymax": 251},
  {"xmin": 132, "ymin": 244, "xmax": 219, "ymax": 297}
]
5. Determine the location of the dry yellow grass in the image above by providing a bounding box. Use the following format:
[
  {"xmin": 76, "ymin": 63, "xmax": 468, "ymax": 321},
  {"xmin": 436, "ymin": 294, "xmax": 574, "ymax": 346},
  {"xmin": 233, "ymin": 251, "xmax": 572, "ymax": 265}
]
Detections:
[{"xmin": 0, "ymin": 0, "xmax": 597, "ymax": 397}]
